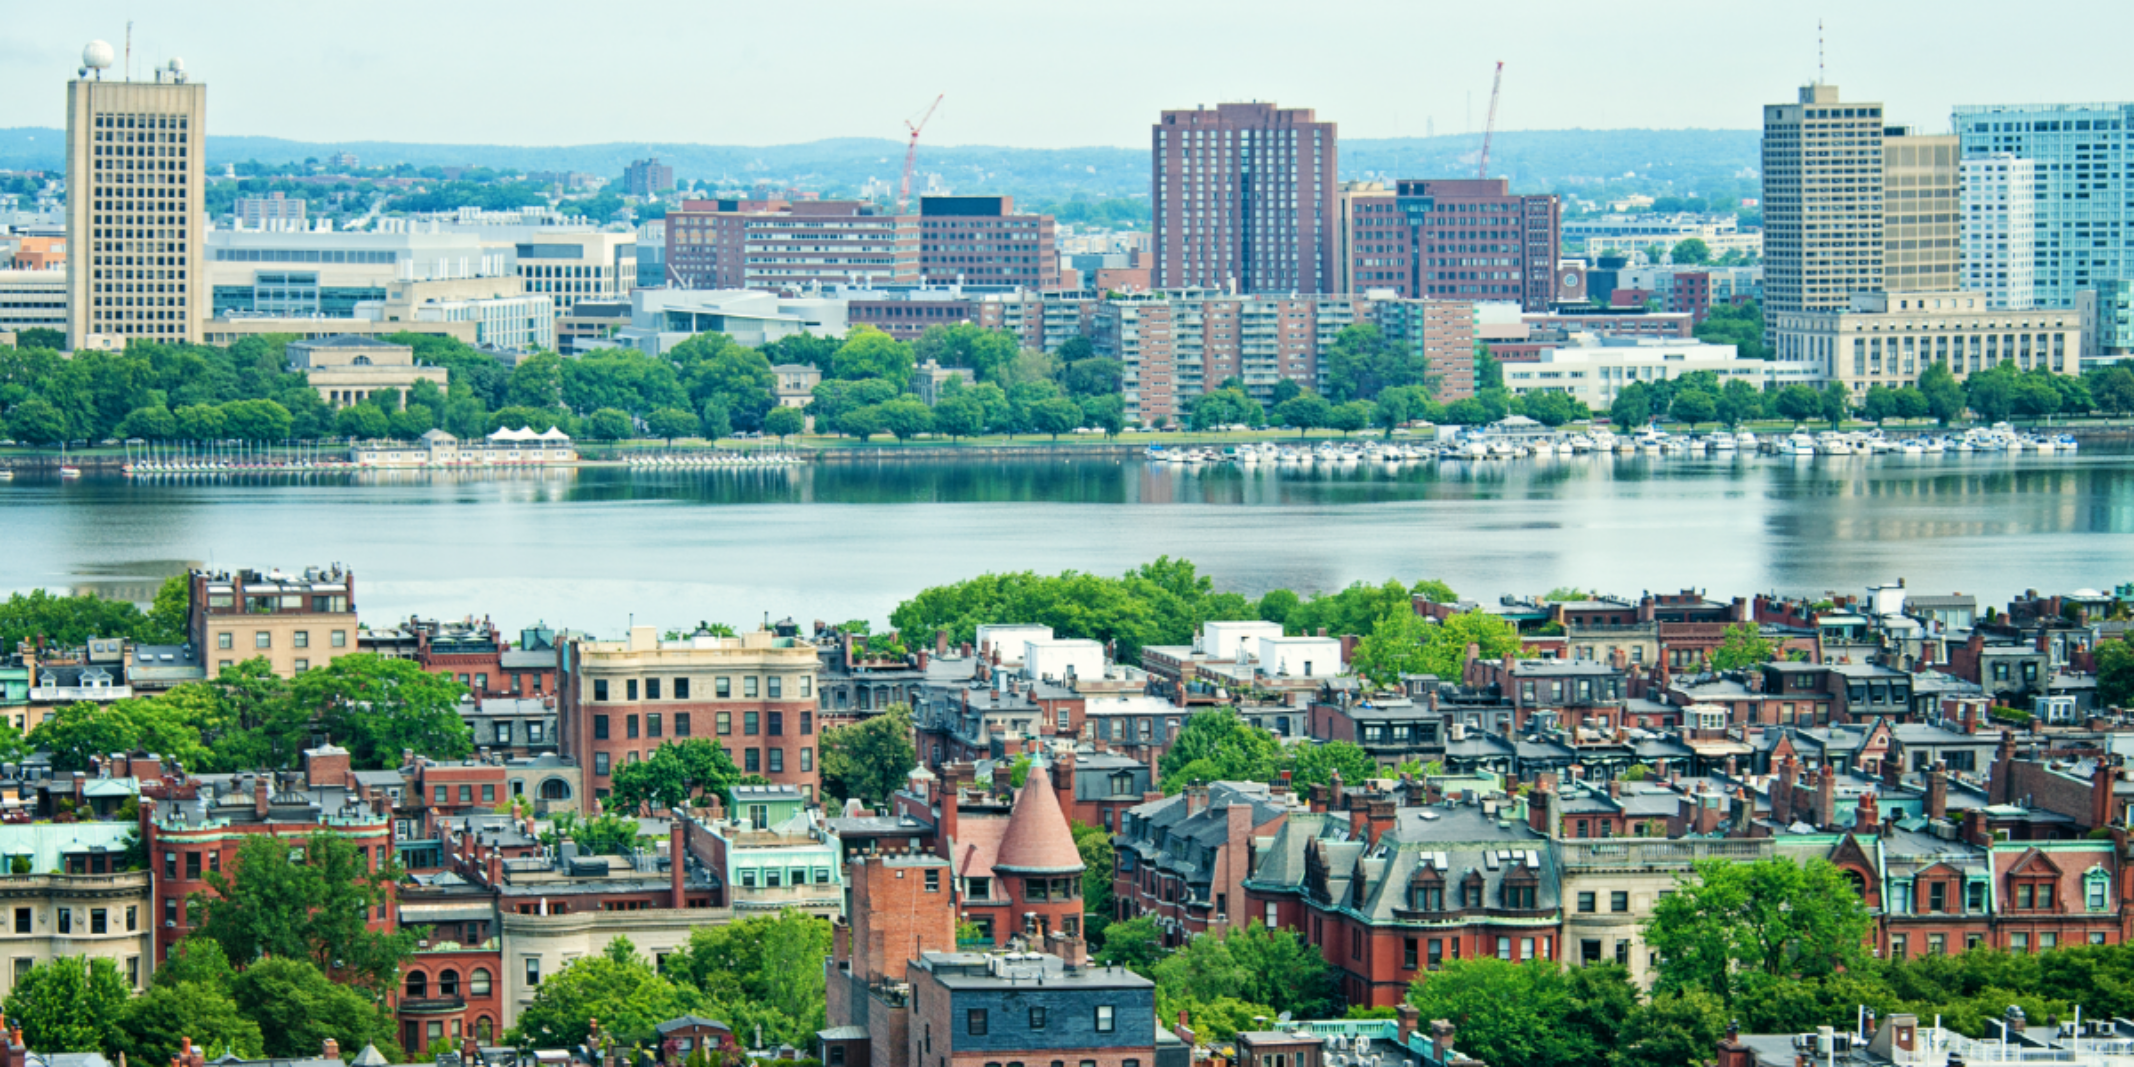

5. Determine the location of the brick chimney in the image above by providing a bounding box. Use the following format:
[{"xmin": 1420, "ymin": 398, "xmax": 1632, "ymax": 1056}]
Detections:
[
  {"xmin": 1962, "ymin": 808, "xmax": 1992, "ymax": 847},
  {"xmin": 1396, "ymin": 1004, "xmax": 1420, "ymax": 1046},
  {"xmin": 2093, "ymin": 755, "xmax": 2121, "ymax": 831},
  {"xmin": 1186, "ymin": 784, "xmax": 1209, "ymax": 816},
  {"xmin": 322, "ymin": 1039, "xmax": 340, "ymax": 1061},
  {"xmin": 254, "ymin": 775, "xmax": 270, "ymax": 817},
  {"xmin": 670, "ymin": 821, "xmax": 687, "ymax": 908},
  {"xmin": 1431, "ymin": 1020, "xmax": 1458, "ymax": 1063},
  {"xmin": 1854, "ymin": 790, "xmax": 1880, "ymax": 833},
  {"xmin": 1365, "ymin": 797, "xmax": 1397, "ymax": 847},
  {"xmin": 1816, "ymin": 766, "xmax": 1837, "ymax": 829},
  {"xmin": 1773, "ymin": 758, "xmax": 1797, "ymax": 825},
  {"xmin": 1716, "ymin": 1021, "xmax": 1755, "ymax": 1067},
  {"xmin": 1926, "ymin": 763, "xmax": 1949, "ymax": 821},
  {"xmin": 939, "ymin": 785, "xmax": 960, "ymax": 855}
]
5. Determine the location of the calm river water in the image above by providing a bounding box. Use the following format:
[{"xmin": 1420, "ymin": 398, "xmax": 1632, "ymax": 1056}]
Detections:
[{"xmin": 2, "ymin": 448, "xmax": 2130, "ymax": 634}]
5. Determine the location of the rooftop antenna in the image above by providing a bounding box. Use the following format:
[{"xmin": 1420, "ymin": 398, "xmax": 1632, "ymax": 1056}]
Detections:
[
  {"xmin": 1817, "ymin": 19, "xmax": 1825, "ymax": 85},
  {"xmin": 125, "ymin": 21, "xmax": 134, "ymax": 82}
]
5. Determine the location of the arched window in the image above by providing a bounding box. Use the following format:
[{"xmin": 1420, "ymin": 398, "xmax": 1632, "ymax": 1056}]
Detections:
[
  {"xmin": 476, "ymin": 1018, "xmax": 493, "ymax": 1044},
  {"xmin": 439, "ymin": 969, "xmax": 460, "ymax": 997},
  {"xmin": 405, "ymin": 971, "xmax": 428, "ymax": 998},
  {"xmin": 540, "ymin": 777, "xmax": 572, "ymax": 800},
  {"xmin": 470, "ymin": 968, "xmax": 492, "ymax": 996}
]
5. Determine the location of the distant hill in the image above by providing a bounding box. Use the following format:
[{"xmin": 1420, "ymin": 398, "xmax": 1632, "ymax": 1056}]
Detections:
[{"xmin": 0, "ymin": 127, "xmax": 1762, "ymax": 203}]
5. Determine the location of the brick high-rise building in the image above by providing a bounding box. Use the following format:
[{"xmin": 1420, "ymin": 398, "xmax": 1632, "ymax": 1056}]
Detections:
[
  {"xmin": 558, "ymin": 624, "xmax": 823, "ymax": 804},
  {"xmin": 66, "ymin": 49, "xmax": 208, "ymax": 348},
  {"xmin": 664, "ymin": 200, "xmax": 920, "ymax": 291},
  {"xmin": 1761, "ymin": 85, "xmax": 1888, "ymax": 350},
  {"xmin": 1151, "ymin": 102, "xmax": 1338, "ymax": 294},
  {"xmin": 918, "ymin": 196, "xmax": 1058, "ymax": 288},
  {"xmin": 1336, "ymin": 179, "xmax": 1560, "ymax": 311},
  {"xmin": 624, "ymin": 157, "xmax": 674, "ymax": 197}
]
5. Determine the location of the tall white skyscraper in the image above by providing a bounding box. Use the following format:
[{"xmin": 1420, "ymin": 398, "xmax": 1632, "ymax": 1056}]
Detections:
[
  {"xmin": 1961, "ymin": 155, "xmax": 2038, "ymax": 309},
  {"xmin": 65, "ymin": 43, "xmax": 207, "ymax": 349},
  {"xmin": 1953, "ymin": 102, "xmax": 2130, "ymax": 308}
]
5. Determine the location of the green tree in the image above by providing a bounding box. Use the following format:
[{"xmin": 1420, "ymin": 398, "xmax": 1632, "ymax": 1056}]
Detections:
[
  {"xmin": 2098, "ymin": 639, "xmax": 2133, "ymax": 710},
  {"xmin": 916, "ymin": 323, "xmax": 1022, "ymax": 386},
  {"xmin": 1614, "ymin": 990, "xmax": 1731, "ymax": 1067},
  {"xmin": 1772, "ymin": 384, "xmax": 1823, "ymax": 424},
  {"xmin": 1327, "ymin": 400, "xmax": 1374, "ymax": 436},
  {"xmin": 2094, "ymin": 365, "xmax": 2134, "ymax": 416},
  {"xmin": 608, "ymin": 739, "xmax": 745, "ymax": 815},
  {"xmin": 646, "ymin": 406, "xmax": 699, "ymax": 444},
  {"xmin": 1415, "ymin": 611, "xmax": 1528, "ymax": 680},
  {"xmin": 118, "ymin": 977, "xmax": 265, "ymax": 1066},
  {"xmin": 820, "ymin": 703, "xmax": 918, "ymax": 807},
  {"xmin": 148, "ymin": 574, "xmax": 190, "ymax": 644},
  {"xmin": 931, "ymin": 396, "xmax": 984, "ymax": 439},
  {"xmin": 229, "ymin": 957, "xmax": 398, "ymax": 1059},
  {"xmin": 1158, "ymin": 708, "xmax": 1285, "ymax": 792},
  {"xmin": 0, "ymin": 588, "xmax": 165, "ymax": 651},
  {"xmin": 1645, "ymin": 857, "xmax": 1872, "ymax": 1004},
  {"xmin": 836, "ymin": 404, "xmax": 885, "ymax": 440},
  {"xmin": 1919, "ymin": 360, "xmax": 1967, "ymax": 424},
  {"xmin": 1274, "ymin": 392, "xmax": 1332, "ymax": 436},
  {"xmin": 698, "ymin": 398, "xmax": 734, "ymax": 441},
  {"xmin": 1522, "ymin": 391, "xmax": 1590, "ymax": 427},
  {"xmin": 510, "ymin": 938, "xmax": 697, "ymax": 1048},
  {"xmin": 671, "ymin": 333, "xmax": 778, "ymax": 431},
  {"xmin": 763, "ymin": 405, "xmax": 805, "ymax": 439},
  {"xmin": 1819, "ymin": 382, "xmax": 1852, "ymax": 428},
  {"xmin": 117, "ymin": 403, "xmax": 179, "ymax": 440},
  {"xmin": 1609, "ymin": 383, "xmax": 1653, "ymax": 428},
  {"xmin": 386, "ymin": 403, "xmax": 434, "ymax": 440},
  {"xmin": 1711, "ymin": 622, "xmax": 1778, "ymax": 670},
  {"xmin": 1669, "ymin": 389, "xmax": 1717, "ymax": 426},
  {"xmin": 222, "ymin": 398, "xmax": 294, "ymax": 441},
  {"xmin": 832, "ymin": 326, "xmax": 916, "ymax": 387},
  {"xmin": 1153, "ymin": 922, "xmax": 1339, "ymax": 1021},
  {"xmin": 1029, "ymin": 395, "xmax": 1083, "ymax": 440},
  {"xmin": 1096, "ymin": 915, "xmax": 1166, "ymax": 972},
  {"xmin": 1080, "ymin": 393, "xmax": 1128, "ymax": 437},
  {"xmin": 9, "ymin": 396, "xmax": 69, "ymax": 445},
  {"xmin": 584, "ymin": 407, "xmax": 634, "ymax": 440},
  {"xmin": 878, "ymin": 396, "xmax": 935, "ymax": 441},
  {"xmin": 195, "ymin": 830, "xmax": 415, "ymax": 993},
  {"xmin": 333, "ymin": 403, "xmax": 388, "ymax": 439},
  {"xmin": 1715, "ymin": 379, "xmax": 1765, "ymax": 427},
  {"xmin": 667, "ymin": 913, "xmax": 831, "ymax": 1050},
  {"xmin": 1404, "ymin": 958, "xmax": 1600, "ymax": 1067},
  {"xmin": 1671, "ymin": 238, "xmax": 1712, "ymax": 264},
  {"xmin": 30, "ymin": 697, "xmax": 214, "ymax": 775},
  {"xmin": 291, "ymin": 653, "xmax": 471, "ymax": 769},
  {"xmin": 1350, "ymin": 610, "xmax": 1438, "ymax": 687},
  {"xmin": 1073, "ymin": 821, "xmax": 1115, "ymax": 944},
  {"xmin": 2, "ymin": 957, "xmax": 131, "ymax": 1053}
]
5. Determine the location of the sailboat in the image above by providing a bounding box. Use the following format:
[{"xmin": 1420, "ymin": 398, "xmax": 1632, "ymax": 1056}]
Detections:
[{"xmin": 58, "ymin": 443, "xmax": 81, "ymax": 479}]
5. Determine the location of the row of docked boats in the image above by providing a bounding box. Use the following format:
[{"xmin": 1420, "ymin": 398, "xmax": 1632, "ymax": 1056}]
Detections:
[
  {"xmin": 623, "ymin": 451, "xmax": 807, "ymax": 468},
  {"xmin": 1144, "ymin": 423, "xmax": 2083, "ymax": 466}
]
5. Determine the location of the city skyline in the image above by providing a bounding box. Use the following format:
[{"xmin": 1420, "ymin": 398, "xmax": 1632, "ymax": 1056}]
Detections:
[{"xmin": 3, "ymin": 1, "xmax": 2134, "ymax": 150}]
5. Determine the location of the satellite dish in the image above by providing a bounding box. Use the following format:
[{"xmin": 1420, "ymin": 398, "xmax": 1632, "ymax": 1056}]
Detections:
[
  {"xmin": 168, "ymin": 57, "xmax": 185, "ymax": 72},
  {"xmin": 83, "ymin": 40, "xmax": 115, "ymax": 70}
]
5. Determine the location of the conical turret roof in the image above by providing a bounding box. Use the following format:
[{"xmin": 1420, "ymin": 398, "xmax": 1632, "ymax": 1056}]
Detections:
[{"xmin": 992, "ymin": 765, "xmax": 1085, "ymax": 874}]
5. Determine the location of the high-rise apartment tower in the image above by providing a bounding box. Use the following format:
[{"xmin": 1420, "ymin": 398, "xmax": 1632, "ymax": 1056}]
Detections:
[
  {"xmin": 1761, "ymin": 85, "xmax": 1888, "ymax": 344},
  {"xmin": 1151, "ymin": 102, "xmax": 1338, "ymax": 295},
  {"xmin": 1953, "ymin": 102, "xmax": 2132, "ymax": 308}
]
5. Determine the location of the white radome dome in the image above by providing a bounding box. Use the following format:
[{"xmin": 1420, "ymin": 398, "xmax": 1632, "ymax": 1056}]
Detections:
[
  {"xmin": 83, "ymin": 40, "xmax": 115, "ymax": 70},
  {"xmin": 168, "ymin": 57, "xmax": 184, "ymax": 72}
]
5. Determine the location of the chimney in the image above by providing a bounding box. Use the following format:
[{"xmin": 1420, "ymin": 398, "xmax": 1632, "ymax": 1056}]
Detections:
[
  {"xmin": 1773, "ymin": 758, "xmax": 1797, "ymax": 825},
  {"xmin": 1962, "ymin": 808, "xmax": 1992, "ymax": 847},
  {"xmin": 1715, "ymin": 1020, "xmax": 1755, "ymax": 1067},
  {"xmin": 1396, "ymin": 1004, "xmax": 1420, "ymax": 1046},
  {"xmin": 1430, "ymin": 1020, "xmax": 1457, "ymax": 1063},
  {"xmin": 1330, "ymin": 769, "xmax": 1346, "ymax": 810},
  {"xmin": 1186, "ymin": 784, "xmax": 1209, "ymax": 816},
  {"xmin": 1926, "ymin": 762, "xmax": 1949, "ymax": 821},
  {"xmin": 1816, "ymin": 766, "xmax": 1837, "ymax": 830},
  {"xmin": 1854, "ymin": 790, "xmax": 1880, "ymax": 834},
  {"xmin": 1366, "ymin": 797, "xmax": 1398, "ymax": 847},
  {"xmin": 2093, "ymin": 755, "xmax": 2120, "ymax": 831},
  {"xmin": 938, "ymin": 783, "xmax": 959, "ymax": 857},
  {"xmin": 322, "ymin": 1040, "xmax": 340, "ymax": 1061},
  {"xmin": 670, "ymin": 820, "xmax": 687, "ymax": 908},
  {"xmin": 254, "ymin": 775, "xmax": 269, "ymax": 817}
]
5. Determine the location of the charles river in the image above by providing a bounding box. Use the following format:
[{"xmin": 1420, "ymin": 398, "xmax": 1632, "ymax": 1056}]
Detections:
[{"xmin": 3, "ymin": 446, "xmax": 2131, "ymax": 631}]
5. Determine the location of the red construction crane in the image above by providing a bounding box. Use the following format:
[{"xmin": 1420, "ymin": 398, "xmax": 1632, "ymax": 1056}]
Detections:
[
  {"xmin": 1477, "ymin": 61, "xmax": 1504, "ymax": 180},
  {"xmin": 897, "ymin": 94, "xmax": 945, "ymax": 214}
]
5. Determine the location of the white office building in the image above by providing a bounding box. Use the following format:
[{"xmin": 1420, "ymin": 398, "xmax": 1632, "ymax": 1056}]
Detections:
[
  {"xmin": 1960, "ymin": 155, "xmax": 2038, "ymax": 310},
  {"xmin": 207, "ymin": 224, "xmax": 511, "ymax": 318},
  {"xmin": 0, "ymin": 269, "xmax": 66, "ymax": 334},
  {"xmin": 1501, "ymin": 336, "xmax": 1817, "ymax": 406},
  {"xmin": 601, "ymin": 288, "xmax": 847, "ymax": 357}
]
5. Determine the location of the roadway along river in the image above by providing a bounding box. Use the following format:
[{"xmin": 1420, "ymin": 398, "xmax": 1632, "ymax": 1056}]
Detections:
[{"xmin": 2, "ymin": 447, "xmax": 2130, "ymax": 633}]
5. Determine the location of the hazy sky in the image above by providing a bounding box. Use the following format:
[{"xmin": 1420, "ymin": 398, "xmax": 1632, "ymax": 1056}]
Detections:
[{"xmin": 4, "ymin": 0, "xmax": 2133, "ymax": 148}]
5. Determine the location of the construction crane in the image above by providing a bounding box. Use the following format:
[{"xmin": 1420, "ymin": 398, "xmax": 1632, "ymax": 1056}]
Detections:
[
  {"xmin": 897, "ymin": 94, "xmax": 945, "ymax": 214},
  {"xmin": 1476, "ymin": 61, "xmax": 1504, "ymax": 180}
]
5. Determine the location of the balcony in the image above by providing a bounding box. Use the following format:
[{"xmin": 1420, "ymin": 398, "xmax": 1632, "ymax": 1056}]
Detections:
[
  {"xmin": 397, "ymin": 996, "xmax": 466, "ymax": 1014},
  {"xmin": 30, "ymin": 686, "xmax": 132, "ymax": 702},
  {"xmin": 1559, "ymin": 838, "xmax": 1773, "ymax": 869}
]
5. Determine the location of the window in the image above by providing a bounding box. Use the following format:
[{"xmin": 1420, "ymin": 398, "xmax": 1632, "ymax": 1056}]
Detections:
[
  {"xmin": 801, "ymin": 711, "xmax": 813, "ymax": 734},
  {"xmin": 524, "ymin": 957, "xmax": 541, "ymax": 986},
  {"xmin": 1095, "ymin": 1006, "xmax": 1115, "ymax": 1033},
  {"xmin": 801, "ymin": 747, "xmax": 813, "ymax": 772},
  {"xmin": 717, "ymin": 711, "xmax": 731, "ymax": 735},
  {"xmin": 594, "ymin": 679, "xmax": 610, "ymax": 701},
  {"xmin": 1891, "ymin": 935, "xmax": 1908, "ymax": 960},
  {"xmin": 594, "ymin": 753, "xmax": 610, "ymax": 776},
  {"xmin": 1611, "ymin": 891, "xmax": 1629, "ymax": 913},
  {"xmin": 925, "ymin": 869, "xmax": 941, "ymax": 892},
  {"xmin": 594, "ymin": 714, "xmax": 610, "ymax": 740},
  {"xmin": 56, "ymin": 908, "xmax": 70, "ymax": 935},
  {"xmin": 1577, "ymin": 891, "xmax": 1596, "ymax": 913},
  {"xmin": 745, "ymin": 677, "xmax": 760, "ymax": 698},
  {"xmin": 745, "ymin": 749, "xmax": 760, "ymax": 772},
  {"xmin": 1929, "ymin": 934, "xmax": 1947, "ymax": 955},
  {"xmin": 627, "ymin": 679, "xmax": 639, "ymax": 700},
  {"xmin": 435, "ymin": 784, "xmax": 449, "ymax": 804},
  {"xmin": 255, "ymin": 631, "xmax": 271, "ymax": 649},
  {"xmin": 1029, "ymin": 1007, "xmax": 1047, "ymax": 1030},
  {"xmin": 647, "ymin": 713, "xmax": 662, "ymax": 738},
  {"xmin": 293, "ymin": 658, "xmax": 308, "ymax": 673},
  {"xmin": 769, "ymin": 677, "xmax": 782, "ymax": 699},
  {"xmin": 1967, "ymin": 882, "xmax": 1987, "ymax": 912},
  {"xmin": 1404, "ymin": 938, "xmax": 1418, "ymax": 970},
  {"xmin": 294, "ymin": 631, "xmax": 309, "ymax": 648},
  {"xmin": 717, "ymin": 677, "xmax": 731, "ymax": 698},
  {"xmin": 626, "ymin": 714, "xmax": 640, "ymax": 739},
  {"xmin": 331, "ymin": 630, "xmax": 347, "ymax": 647},
  {"xmin": 2011, "ymin": 932, "xmax": 2030, "ymax": 954},
  {"xmin": 675, "ymin": 713, "xmax": 691, "ymax": 737},
  {"xmin": 126, "ymin": 906, "xmax": 136, "ymax": 932},
  {"xmin": 10, "ymin": 909, "xmax": 24, "ymax": 934},
  {"xmin": 186, "ymin": 852, "xmax": 201, "ymax": 879},
  {"xmin": 459, "ymin": 785, "xmax": 473, "ymax": 803},
  {"xmin": 768, "ymin": 748, "xmax": 784, "ymax": 774},
  {"xmin": 1496, "ymin": 936, "xmax": 1511, "ymax": 960},
  {"xmin": 768, "ymin": 711, "xmax": 784, "ymax": 736},
  {"xmin": 646, "ymin": 678, "xmax": 661, "ymax": 700},
  {"xmin": 968, "ymin": 1009, "xmax": 988, "ymax": 1036},
  {"xmin": 1427, "ymin": 938, "xmax": 1444, "ymax": 969},
  {"xmin": 216, "ymin": 632, "xmax": 232, "ymax": 649},
  {"xmin": 1928, "ymin": 882, "xmax": 1948, "ymax": 913}
]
